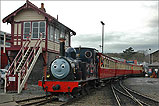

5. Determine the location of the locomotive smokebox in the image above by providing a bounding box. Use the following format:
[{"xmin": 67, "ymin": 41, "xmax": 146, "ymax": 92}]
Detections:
[{"xmin": 59, "ymin": 38, "xmax": 66, "ymax": 56}]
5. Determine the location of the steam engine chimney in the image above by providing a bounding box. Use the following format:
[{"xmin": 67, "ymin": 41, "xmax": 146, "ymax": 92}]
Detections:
[{"xmin": 59, "ymin": 38, "xmax": 65, "ymax": 56}]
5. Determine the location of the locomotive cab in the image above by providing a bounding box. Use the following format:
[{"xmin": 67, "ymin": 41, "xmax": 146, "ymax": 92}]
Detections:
[
  {"xmin": 65, "ymin": 47, "xmax": 76, "ymax": 59},
  {"xmin": 75, "ymin": 47, "xmax": 99, "ymax": 79}
]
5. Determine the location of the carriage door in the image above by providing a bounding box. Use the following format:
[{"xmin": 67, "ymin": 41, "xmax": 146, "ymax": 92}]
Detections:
[{"xmin": 13, "ymin": 23, "xmax": 22, "ymax": 47}]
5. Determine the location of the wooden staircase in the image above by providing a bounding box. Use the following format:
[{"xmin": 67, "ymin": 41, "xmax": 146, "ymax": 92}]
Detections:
[{"xmin": 4, "ymin": 34, "xmax": 43, "ymax": 93}]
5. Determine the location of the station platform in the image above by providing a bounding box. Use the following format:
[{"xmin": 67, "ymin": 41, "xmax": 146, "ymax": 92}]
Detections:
[
  {"xmin": 123, "ymin": 77, "xmax": 159, "ymax": 101},
  {"xmin": 0, "ymin": 93, "xmax": 17, "ymax": 106},
  {"xmin": 0, "ymin": 84, "xmax": 45, "ymax": 106}
]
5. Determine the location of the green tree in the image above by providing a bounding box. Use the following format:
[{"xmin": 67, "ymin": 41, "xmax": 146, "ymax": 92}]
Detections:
[{"xmin": 122, "ymin": 47, "xmax": 135, "ymax": 60}]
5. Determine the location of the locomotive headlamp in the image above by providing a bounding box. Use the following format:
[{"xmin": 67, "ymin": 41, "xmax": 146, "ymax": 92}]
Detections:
[
  {"xmin": 46, "ymin": 74, "xmax": 50, "ymax": 78},
  {"xmin": 71, "ymin": 62, "xmax": 75, "ymax": 68}
]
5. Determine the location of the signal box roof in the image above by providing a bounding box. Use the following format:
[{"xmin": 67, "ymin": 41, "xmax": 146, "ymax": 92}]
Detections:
[{"xmin": 2, "ymin": 0, "xmax": 76, "ymax": 35}]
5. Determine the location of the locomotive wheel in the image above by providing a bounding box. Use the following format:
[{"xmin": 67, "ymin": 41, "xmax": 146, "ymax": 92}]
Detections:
[
  {"xmin": 84, "ymin": 85, "xmax": 90, "ymax": 95},
  {"xmin": 80, "ymin": 87, "xmax": 87, "ymax": 96},
  {"xmin": 58, "ymin": 94, "xmax": 73, "ymax": 102},
  {"xmin": 72, "ymin": 87, "xmax": 80, "ymax": 98}
]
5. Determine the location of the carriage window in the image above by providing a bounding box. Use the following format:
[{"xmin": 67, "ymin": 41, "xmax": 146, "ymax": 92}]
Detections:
[
  {"xmin": 100, "ymin": 57, "xmax": 103, "ymax": 67},
  {"xmin": 108, "ymin": 60, "xmax": 109, "ymax": 68},
  {"xmin": 23, "ymin": 22, "xmax": 31, "ymax": 39},
  {"xmin": 104, "ymin": 59, "xmax": 107, "ymax": 68}
]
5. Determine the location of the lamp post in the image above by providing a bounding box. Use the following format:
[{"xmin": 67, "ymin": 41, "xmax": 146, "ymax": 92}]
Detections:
[
  {"xmin": 149, "ymin": 48, "xmax": 151, "ymax": 64},
  {"xmin": 101, "ymin": 21, "xmax": 105, "ymax": 53},
  {"xmin": 0, "ymin": 35, "xmax": 2, "ymax": 68}
]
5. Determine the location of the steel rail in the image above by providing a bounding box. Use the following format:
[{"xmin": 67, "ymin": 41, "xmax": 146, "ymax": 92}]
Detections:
[
  {"xmin": 16, "ymin": 95, "xmax": 50, "ymax": 103},
  {"xmin": 112, "ymin": 82, "xmax": 150, "ymax": 106},
  {"xmin": 111, "ymin": 84, "xmax": 121, "ymax": 106},
  {"xmin": 119, "ymin": 81, "xmax": 143, "ymax": 106},
  {"xmin": 16, "ymin": 95, "xmax": 54, "ymax": 106},
  {"xmin": 112, "ymin": 84, "xmax": 140, "ymax": 105},
  {"xmin": 120, "ymin": 81, "xmax": 159, "ymax": 105}
]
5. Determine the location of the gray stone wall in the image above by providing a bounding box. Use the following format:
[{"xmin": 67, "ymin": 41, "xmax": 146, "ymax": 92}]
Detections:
[
  {"xmin": 28, "ymin": 54, "xmax": 44, "ymax": 84},
  {"xmin": 28, "ymin": 52, "xmax": 59, "ymax": 84},
  {"xmin": 47, "ymin": 52, "xmax": 58, "ymax": 68}
]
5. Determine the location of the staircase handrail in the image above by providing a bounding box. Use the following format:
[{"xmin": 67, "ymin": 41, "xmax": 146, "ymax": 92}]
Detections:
[
  {"xmin": 14, "ymin": 47, "xmax": 31, "ymax": 74},
  {"xmin": 20, "ymin": 34, "xmax": 42, "ymax": 78},
  {"xmin": 7, "ymin": 35, "xmax": 31, "ymax": 76}
]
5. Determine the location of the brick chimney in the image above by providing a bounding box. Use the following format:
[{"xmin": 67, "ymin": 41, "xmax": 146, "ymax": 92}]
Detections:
[{"xmin": 40, "ymin": 3, "xmax": 46, "ymax": 12}]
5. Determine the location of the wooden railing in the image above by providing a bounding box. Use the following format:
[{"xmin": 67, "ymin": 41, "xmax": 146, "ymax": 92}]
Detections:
[
  {"xmin": 18, "ymin": 34, "xmax": 42, "ymax": 93},
  {"xmin": 7, "ymin": 35, "xmax": 31, "ymax": 76},
  {"xmin": 5, "ymin": 33, "xmax": 43, "ymax": 93}
]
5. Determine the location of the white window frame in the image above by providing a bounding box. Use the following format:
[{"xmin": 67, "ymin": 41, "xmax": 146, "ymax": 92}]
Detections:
[
  {"xmin": 31, "ymin": 21, "xmax": 46, "ymax": 39},
  {"xmin": 39, "ymin": 21, "xmax": 46, "ymax": 39},
  {"xmin": 60, "ymin": 30, "xmax": 65, "ymax": 39},
  {"xmin": 55, "ymin": 28, "xmax": 59, "ymax": 43},
  {"xmin": 50, "ymin": 25, "xmax": 54, "ymax": 41},
  {"xmin": 32, "ymin": 22, "xmax": 39, "ymax": 39},
  {"xmin": 48, "ymin": 25, "xmax": 50, "ymax": 40},
  {"xmin": 65, "ymin": 33, "xmax": 69, "ymax": 46},
  {"xmin": 23, "ymin": 22, "xmax": 31, "ymax": 39}
]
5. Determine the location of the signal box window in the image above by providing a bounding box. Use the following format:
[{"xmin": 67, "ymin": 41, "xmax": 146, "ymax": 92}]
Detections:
[
  {"xmin": 32, "ymin": 21, "xmax": 46, "ymax": 39},
  {"xmin": 60, "ymin": 31, "xmax": 65, "ymax": 39},
  {"xmin": 40, "ymin": 22, "xmax": 46, "ymax": 38},
  {"xmin": 50, "ymin": 26, "xmax": 54, "ymax": 41},
  {"xmin": 23, "ymin": 22, "xmax": 31, "ymax": 39},
  {"xmin": 65, "ymin": 33, "xmax": 69, "ymax": 46},
  {"xmin": 32, "ymin": 22, "xmax": 38, "ymax": 38},
  {"xmin": 55, "ymin": 28, "xmax": 59, "ymax": 42}
]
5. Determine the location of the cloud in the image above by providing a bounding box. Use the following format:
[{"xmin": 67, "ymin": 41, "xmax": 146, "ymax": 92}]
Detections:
[
  {"xmin": 72, "ymin": 29, "xmax": 158, "ymax": 53},
  {"xmin": 142, "ymin": 2, "xmax": 158, "ymax": 10},
  {"xmin": 1, "ymin": 1, "xmax": 158, "ymax": 53},
  {"xmin": 147, "ymin": 17, "xmax": 158, "ymax": 28},
  {"xmin": 71, "ymin": 32, "xmax": 124, "ymax": 48},
  {"xmin": 105, "ymin": 43, "xmax": 157, "ymax": 53}
]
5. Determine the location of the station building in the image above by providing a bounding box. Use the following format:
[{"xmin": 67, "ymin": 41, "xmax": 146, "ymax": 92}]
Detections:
[
  {"xmin": 150, "ymin": 50, "xmax": 159, "ymax": 64},
  {"xmin": 0, "ymin": 31, "xmax": 11, "ymax": 69},
  {"xmin": 148, "ymin": 50, "xmax": 159, "ymax": 78},
  {"xmin": 2, "ymin": 0, "xmax": 76, "ymax": 92}
]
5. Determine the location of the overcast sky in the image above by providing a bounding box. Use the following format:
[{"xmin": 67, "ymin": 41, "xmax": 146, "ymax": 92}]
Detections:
[{"xmin": 0, "ymin": 0, "xmax": 158, "ymax": 53}]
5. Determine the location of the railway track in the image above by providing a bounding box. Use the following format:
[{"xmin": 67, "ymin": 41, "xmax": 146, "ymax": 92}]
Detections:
[
  {"xmin": 15, "ymin": 92, "xmax": 89, "ymax": 106},
  {"xmin": 111, "ymin": 80, "xmax": 159, "ymax": 106},
  {"xmin": 63, "ymin": 82, "xmax": 117, "ymax": 106},
  {"xmin": 16, "ymin": 95, "xmax": 58, "ymax": 106},
  {"xmin": 60, "ymin": 88, "xmax": 95, "ymax": 106}
]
